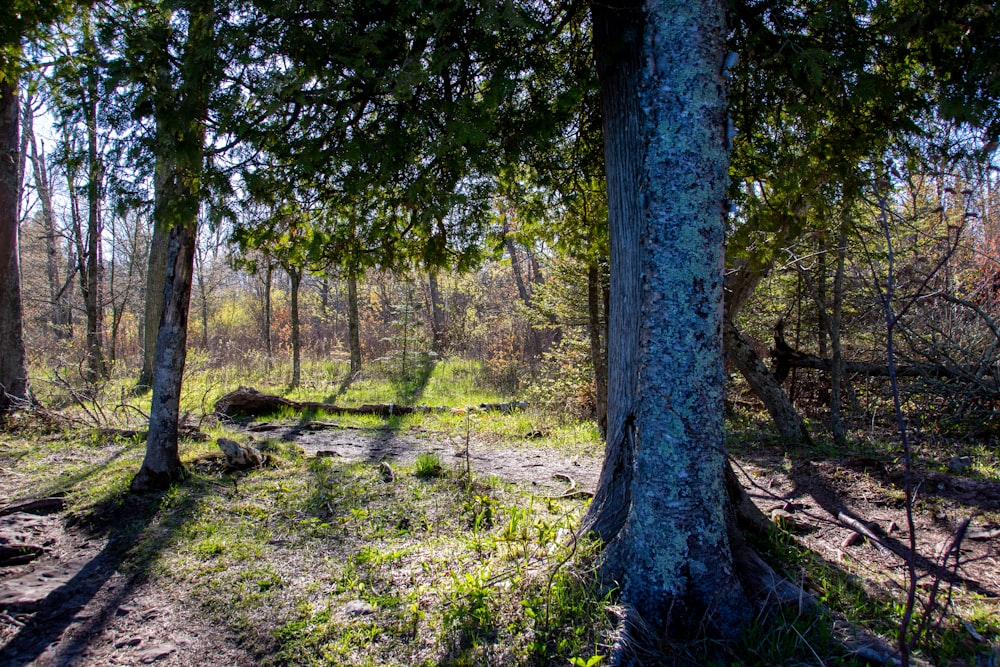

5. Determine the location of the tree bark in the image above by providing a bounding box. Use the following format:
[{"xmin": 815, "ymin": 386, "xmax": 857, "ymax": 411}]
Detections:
[
  {"xmin": 139, "ymin": 156, "xmax": 170, "ymax": 388},
  {"xmin": 347, "ymin": 273, "xmax": 362, "ymax": 374},
  {"xmin": 0, "ymin": 80, "xmax": 31, "ymax": 413},
  {"xmin": 24, "ymin": 97, "xmax": 70, "ymax": 338},
  {"xmin": 81, "ymin": 13, "xmax": 106, "ymax": 380},
  {"xmin": 580, "ymin": 0, "xmax": 643, "ymax": 544},
  {"xmin": 830, "ymin": 223, "xmax": 847, "ymax": 446},
  {"xmin": 585, "ymin": 0, "xmax": 750, "ymax": 643},
  {"xmin": 262, "ymin": 260, "xmax": 273, "ymax": 359}
]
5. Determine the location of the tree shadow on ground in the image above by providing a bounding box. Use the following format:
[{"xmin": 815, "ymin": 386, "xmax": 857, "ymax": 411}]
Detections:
[{"xmin": 0, "ymin": 473, "xmax": 218, "ymax": 665}]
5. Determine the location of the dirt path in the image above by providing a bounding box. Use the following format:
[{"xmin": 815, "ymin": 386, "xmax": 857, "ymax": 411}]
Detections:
[{"xmin": 0, "ymin": 425, "xmax": 601, "ymax": 666}]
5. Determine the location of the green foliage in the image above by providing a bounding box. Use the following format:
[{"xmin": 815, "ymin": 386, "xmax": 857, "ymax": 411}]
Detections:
[{"xmin": 413, "ymin": 452, "xmax": 445, "ymax": 479}]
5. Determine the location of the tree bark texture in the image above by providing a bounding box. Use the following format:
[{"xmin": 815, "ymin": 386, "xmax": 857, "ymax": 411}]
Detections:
[
  {"xmin": 580, "ymin": 0, "xmax": 643, "ymax": 544},
  {"xmin": 586, "ymin": 0, "xmax": 750, "ymax": 641},
  {"xmin": 0, "ymin": 81, "xmax": 30, "ymax": 413}
]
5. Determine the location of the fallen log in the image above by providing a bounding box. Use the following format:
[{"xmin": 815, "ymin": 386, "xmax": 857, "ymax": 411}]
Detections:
[{"xmin": 214, "ymin": 387, "xmax": 527, "ymax": 419}]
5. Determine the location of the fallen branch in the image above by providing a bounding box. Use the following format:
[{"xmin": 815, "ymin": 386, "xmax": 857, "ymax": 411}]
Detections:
[
  {"xmin": 214, "ymin": 386, "xmax": 529, "ymax": 420},
  {"xmin": 548, "ymin": 473, "xmax": 594, "ymax": 499},
  {"xmin": 0, "ymin": 497, "xmax": 65, "ymax": 517},
  {"xmin": 837, "ymin": 510, "xmax": 892, "ymax": 556}
]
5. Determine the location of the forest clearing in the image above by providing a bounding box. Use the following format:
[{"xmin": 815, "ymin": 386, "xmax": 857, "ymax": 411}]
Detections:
[{"xmin": 3, "ymin": 0, "xmax": 1000, "ymax": 665}]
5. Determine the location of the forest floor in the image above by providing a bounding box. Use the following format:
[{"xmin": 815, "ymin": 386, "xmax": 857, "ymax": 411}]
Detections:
[{"xmin": 1, "ymin": 415, "xmax": 999, "ymax": 666}]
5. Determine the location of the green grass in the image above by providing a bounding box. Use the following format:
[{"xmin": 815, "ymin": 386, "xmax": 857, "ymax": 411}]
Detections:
[{"xmin": 6, "ymin": 357, "xmax": 998, "ymax": 666}]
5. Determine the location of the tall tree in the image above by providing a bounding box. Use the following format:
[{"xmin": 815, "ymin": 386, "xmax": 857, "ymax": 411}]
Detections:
[
  {"xmin": 583, "ymin": 0, "xmax": 750, "ymax": 644},
  {"xmin": 131, "ymin": 0, "xmax": 220, "ymax": 491},
  {"xmin": 0, "ymin": 0, "xmax": 71, "ymax": 413}
]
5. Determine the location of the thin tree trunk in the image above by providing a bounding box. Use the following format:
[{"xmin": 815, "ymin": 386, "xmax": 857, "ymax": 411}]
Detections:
[
  {"xmin": 25, "ymin": 97, "xmax": 68, "ymax": 338},
  {"xmin": 830, "ymin": 222, "xmax": 848, "ymax": 446},
  {"xmin": 505, "ymin": 231, "xmax": 531, "ymax": 306},
  {"xmin": 289, "ymin": 266, "xmax": 301, "ymax": 388},
  {"xmin": 0, "ymin": 81, "xmax": 31, "ymax": 413},
  {"xmin": 347, "ymin": 273, "xmax": 361, "ymax": 374},
  {"xmin": 262, "ymin": 260, "xmax": 272, "ymax": 359},
  {"xmin": 587, "ymin": 262, "xmax": 608, "ymax": 435},
  {"xmin": 82, "ymin": 14, "xmax": 106, "ymax": 380},
  {"xmin": 427, "ymin": 270, "xmax": 444, "ymax": 353},
  {"xmin": 194, "ymin": 243, "xmax": 210, "ymax": 349}
]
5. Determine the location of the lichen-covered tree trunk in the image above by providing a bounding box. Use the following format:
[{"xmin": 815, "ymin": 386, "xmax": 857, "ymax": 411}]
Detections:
[
  {"xmin": 0, "ymin": 80, "xmax": 31, "ymax": 413},
  {"xmin": 585, "ymin": 0, "xmax": 750, "ymax": 643}
]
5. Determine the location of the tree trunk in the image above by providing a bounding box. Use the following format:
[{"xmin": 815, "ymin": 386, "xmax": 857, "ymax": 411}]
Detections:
[
  {"xmin": 723, "ymin": 255, "xmax": 810, "ymax": 444},
  {"xmin": 830, "ymin": 222, "xmax": 848, "ymax": 446},
  {"xmin": 289, "ymin": 265, "xmax": 301, "ymax": 388},
  {"xmin": 587, "ymin": 262, "xmax": 608, "ymax": 435},
  {"xmin": 580, "ymin": 0, "xmax": 643, "ymax": 544},
  {"xmin": 25, "ymin": 97, "xmax": 69, "ymax": 339},
  {"xmin": 724, "ymin": 319, "xmax": 811, "ymax": 443},
  {"xmin": 505, "ymin": 230, "xmax": 531, "ymax": 306},
  {"xmin": 194, "ymin": 243, "xmax": 210, "ymax": 348},
  {"xmin": 139, "ymin": 174, "xmax": 169, "ymax": 388},
  {"xmin": 262, "ymin": 260, "xmax": 273, "ymax": 359},
  {"xmin": 82, "ymin": 14, "xmax": 106, "ymax": 380},
  {"xmin": 132, "ymin": 219, "xmax": 195, "ymax": 491},
  {"xmin": 0, "ymin": 80, "xmax": 31, "ymax": 413},
  {"xmin": 138, "ymin": 13, "xmax": 173, "ymax": 390},
  {"xmin": 132, "ymin": 0, "xmax": 216, "ymax": 492},
  {"xmin": 427, "ymin": 270, "xmax": 444, "ymax": 353},
  {"xmin": 585, "ymin": 0, "xmax": 750, "ymax": 644},
  {"xmin": 347, "ymin": 273, "xmax": 361, "ymax": 374}
]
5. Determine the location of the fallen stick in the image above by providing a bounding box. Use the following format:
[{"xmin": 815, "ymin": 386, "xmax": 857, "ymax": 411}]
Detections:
[
  {"xmin": 837, "ymin": 511, "xmax": 891, "ymax": 556},
  {"xmin": 548, "ymin": 473, "xmax": 594, "ymax": 499}
]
